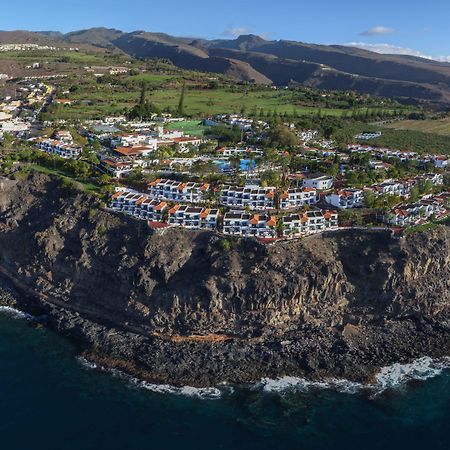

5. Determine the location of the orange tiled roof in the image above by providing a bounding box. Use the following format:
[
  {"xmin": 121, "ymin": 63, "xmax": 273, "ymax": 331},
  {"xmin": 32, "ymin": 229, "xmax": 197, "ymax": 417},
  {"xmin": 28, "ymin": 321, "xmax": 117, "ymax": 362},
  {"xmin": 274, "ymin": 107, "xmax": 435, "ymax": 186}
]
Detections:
[
  {"xmin": 266, "ymin": 216, "xmax": 277, "ymax": 227},
  {"xmin": 250, "ymin": 214, "xmax": 260, "ymax": 225},
  {"xmin": 155, "ymin": 202, "xmax": 167, "ymax": 211},
  {"xmin": 135, "ymin": 196, "xmax": 146, "ymax": 206},
  {"xmin": 148, "ymin": 178, "xmax": 162, "ymax": 187},
  {"xmin": 200, "ymin": 209, "xmax": 210, "ymax": 219},
  {"xmin": 111, "ymin": 191, "xmax": 124, "ymax": 199}
]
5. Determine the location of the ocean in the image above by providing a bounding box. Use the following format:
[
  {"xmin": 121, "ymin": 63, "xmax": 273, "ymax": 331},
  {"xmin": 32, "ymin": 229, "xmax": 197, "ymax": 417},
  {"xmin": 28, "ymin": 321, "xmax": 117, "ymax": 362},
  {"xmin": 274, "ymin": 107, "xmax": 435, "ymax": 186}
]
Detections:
[{"xmin": 1, "ymin": 308, "xmax": 450, "ymax": 450}]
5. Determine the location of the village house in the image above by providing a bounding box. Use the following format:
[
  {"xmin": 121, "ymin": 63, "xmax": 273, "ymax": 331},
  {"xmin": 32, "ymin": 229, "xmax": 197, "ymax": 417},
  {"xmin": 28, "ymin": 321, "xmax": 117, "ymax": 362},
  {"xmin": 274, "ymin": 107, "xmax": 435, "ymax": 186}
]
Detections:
[
  {"xmin": 100, "ymin": 158, "xmax": 134, "ymax": 178},
  {"xmin": 110, "ymin": 190, "xmax": 167, "ymax": 222},
  {"xmin": 222, "ymin": 212, "xmax": 277, "ymax": 238},
  {"xmin": 220, "ymin": 185, "xmax": 276, "ymax": 210},
  {"xmin": 111, "ymin": 133, "xmax": 158, "ymax": 151},
  {"xmin": 217, "ymin": 146, "xmax": 264, "ymax": 157},
  {"xmin": 113, "ymin": 145, "xmax": 156, "ymax": 158},
  {"xmin": 148, "ymin": 179, "xmax": 211, "ymax": 203},
  {"xmin": 355, "ymin": 131, "xmax": 382, "ymax": 140},
  {"xmin": 419, "ymin": 173, "xmax": 444, "ymax": 186},
  {"xmin": 282, "ymin": 210, "xmax": 338, "ymax": 237},
  {"xmin": 433, "ymin": 156, "xmax": 449, "ymax": 169},
  {"xmin": 53, "ymin": 130, "xmax": 73, "ymax": 143},
  {"xmin": 36, "ymin": 138, "xmax": 81, "ymax": 159},
  {"xmin": 279, "ymin": 187, "xmax": 318, "ymax": 209},
  {"xmin": 157, "ymin": 135, "xmax": 204, "ymax": 152},
  {"xmin": 325, "ymin": 189, "xmax": 365, "ymax": 209},
  {"xmin": 384, "ymin": 204, "xmax": 434, "ymax": 227},
  {"xmin": 302, "ymin": 175, "xmax": 334, "ymax": 191},
  {"xmin": 383, "ymin": 193, "xmax": 449, "ymax": 227},
  {"xmin": 369, "ymin": 180, "xmax": 410, "ymax": 197},
  {"xmin": 168, "ymin": 205, "xmax": 219, "ymax": 230},
  {"xmin": 298, "ymin": 129, "xmax": 319, "ymax": 142}
]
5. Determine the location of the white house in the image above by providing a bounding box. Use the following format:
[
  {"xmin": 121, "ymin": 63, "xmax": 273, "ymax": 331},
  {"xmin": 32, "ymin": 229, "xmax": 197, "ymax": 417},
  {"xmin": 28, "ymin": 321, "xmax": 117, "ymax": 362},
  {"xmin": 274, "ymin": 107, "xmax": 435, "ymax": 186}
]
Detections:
[
  {"xmin": 168, "ymin": 205, "xmax": 219, "ymax": 230},
  {"xmin": 433, "ymin": 156, "xmax": 449, "ymax": 169},
  {"xmin": 222, "ymin": 212, "xmax": 277, "ymax": 238},
  {"xmin": 36, "ymin": 139, "xmax": 81, "ymax": 159},
  {"xmin": 111, "ymin": 190, "xmax": 167, "ymax": 222},
  {"xmin": 282, "ymin": 210, "xmax": 338, "ymax": 237},
  {"xmin": 220, "ymin": 186, "xmax": 276, "ymax": 211},
  {"xmin": 302, "ymin": 175, "xmax": 334, "ymax": 191},
  {"xmin": 325, "ymin": 189, "xmax": 365, "ymax": 209},
  {"xmin": 148, "ymin": 179, "xmax": 211, "ymax": 204},
  {"xmin": 100, "ymin": 158, "xmax": 134, "ymax": 178},
  {"xmin": 279, "ymin": 188, "xmax": 318, "ymax": 209}
]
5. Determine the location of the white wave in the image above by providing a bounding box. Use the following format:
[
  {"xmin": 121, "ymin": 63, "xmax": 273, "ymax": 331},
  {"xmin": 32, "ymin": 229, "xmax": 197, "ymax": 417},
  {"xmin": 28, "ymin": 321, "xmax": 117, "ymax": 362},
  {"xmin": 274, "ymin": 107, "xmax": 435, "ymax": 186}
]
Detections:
[
  {"xmin": 78, "ymin": 354, "xmax": 450, "ymax": 398},
  {"xmin": 76, "ymin": 356, "xmax": 225, "ymax": 399},
  {"xmin": 375, "ymin": 356, "xmax": 450, "ymax": 389},
  {"xmin": 0, "ymin": 306, "xmax": 35, "ymax": 320},
  {"xmin": 140, "ymin": 382, "xmax": 223, "ymax": 399},
  {"xmin": 76, "ymin": 356, "xmax": 99, "ymax": 370},
  {"xmin": 259, "ymin": 376, "xmax": 364, "ymax": 394},
  {"xmin": 259, "ymin": 357, "xmax": 450, "ymax": 395}
]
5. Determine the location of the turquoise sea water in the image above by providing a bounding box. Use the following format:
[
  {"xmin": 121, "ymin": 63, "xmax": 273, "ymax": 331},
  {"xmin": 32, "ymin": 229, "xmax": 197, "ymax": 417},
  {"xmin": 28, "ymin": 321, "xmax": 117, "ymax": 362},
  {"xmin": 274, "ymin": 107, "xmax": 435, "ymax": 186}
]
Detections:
[{"xmin": 1, "ymin": 310, "xmax": 450, "ymax": 450}]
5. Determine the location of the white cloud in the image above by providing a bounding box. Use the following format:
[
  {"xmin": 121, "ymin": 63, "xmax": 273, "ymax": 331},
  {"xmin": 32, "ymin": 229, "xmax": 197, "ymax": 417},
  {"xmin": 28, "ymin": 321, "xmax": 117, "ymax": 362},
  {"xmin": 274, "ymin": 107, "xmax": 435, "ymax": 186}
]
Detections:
[
  {"xmin": 222, "ymin": 27, "xmax": 250, "ymax": 38},
  {"xmin": 346, "ymin": 42, "xmax": 450, "ymax": 63},
  {"xmin": 360, "ymin": 26, "xmax": 396, "ymax": 36}
]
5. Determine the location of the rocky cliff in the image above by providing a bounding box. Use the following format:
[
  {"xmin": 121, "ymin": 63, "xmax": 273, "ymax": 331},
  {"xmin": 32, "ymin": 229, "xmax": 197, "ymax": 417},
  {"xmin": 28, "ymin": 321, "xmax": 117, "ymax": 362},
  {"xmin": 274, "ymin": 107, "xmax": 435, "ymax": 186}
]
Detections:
[{"xmin": 1, "ymin": 174, "xmax": 450, "ymax": 386}]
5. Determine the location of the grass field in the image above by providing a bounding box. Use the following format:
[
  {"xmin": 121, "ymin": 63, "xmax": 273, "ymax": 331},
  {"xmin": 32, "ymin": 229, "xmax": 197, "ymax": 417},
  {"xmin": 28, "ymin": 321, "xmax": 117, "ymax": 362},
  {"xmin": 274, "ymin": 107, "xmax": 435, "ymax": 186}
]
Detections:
[
  {"xmin": 165, "ymin": 120, "xmax": 207, "ymax": 136},
  {"xmin": 383, "ymin": 118, "xmax": 450, "ymax": 136},
  {"xmin": 48, "ymin": 83, "xmax": 396, "ymax": 120}
]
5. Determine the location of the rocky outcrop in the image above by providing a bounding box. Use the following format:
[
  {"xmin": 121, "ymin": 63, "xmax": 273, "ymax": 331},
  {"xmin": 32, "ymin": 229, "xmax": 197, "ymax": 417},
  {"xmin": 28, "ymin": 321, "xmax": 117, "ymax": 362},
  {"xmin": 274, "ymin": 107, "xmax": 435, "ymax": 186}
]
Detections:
[{"xmin": 1, "ymin": 173, "xmax": 450, "ymax": 386}]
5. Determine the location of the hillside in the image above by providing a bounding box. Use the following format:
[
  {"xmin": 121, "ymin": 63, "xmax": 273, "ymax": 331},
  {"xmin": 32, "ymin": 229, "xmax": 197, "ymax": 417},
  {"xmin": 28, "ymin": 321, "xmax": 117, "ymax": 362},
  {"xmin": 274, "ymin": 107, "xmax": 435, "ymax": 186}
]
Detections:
[
  {"xmin": 2, "ymin": 27, "xmax": 450, "ymax": 106},
  {"xmin": 44, "ymin": 28, "xmax": 450, "ymax": 108}
]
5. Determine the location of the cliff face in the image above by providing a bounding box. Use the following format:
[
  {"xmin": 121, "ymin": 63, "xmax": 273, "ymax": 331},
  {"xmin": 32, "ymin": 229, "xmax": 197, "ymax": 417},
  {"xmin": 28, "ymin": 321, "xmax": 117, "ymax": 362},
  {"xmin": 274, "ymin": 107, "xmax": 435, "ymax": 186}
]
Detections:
[{"xmin": 1, "ymin": 174, "xmax": 450, "ymax": 386}]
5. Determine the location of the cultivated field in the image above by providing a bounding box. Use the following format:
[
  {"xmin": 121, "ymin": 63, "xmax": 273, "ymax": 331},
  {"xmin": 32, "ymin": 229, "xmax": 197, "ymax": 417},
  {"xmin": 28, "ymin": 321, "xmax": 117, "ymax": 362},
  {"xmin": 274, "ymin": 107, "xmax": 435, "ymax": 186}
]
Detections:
[{"xmin": 383, "ymin": 117, "xmax": 450, "ymax": 136}]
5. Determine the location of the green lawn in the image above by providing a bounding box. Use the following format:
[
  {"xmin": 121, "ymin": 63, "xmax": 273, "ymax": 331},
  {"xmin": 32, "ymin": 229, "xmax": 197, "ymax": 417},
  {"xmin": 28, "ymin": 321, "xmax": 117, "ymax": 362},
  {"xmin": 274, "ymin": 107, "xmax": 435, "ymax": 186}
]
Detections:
[
  {"xmin": 24, "ymin": 163, "xmax": 100, "ymax": 194},
  {"xmin": 383, "ymin": 118, "xmax": 450, "ymax": 136},
  {"xmin": 55, "ymin": 84, "xmax": 390, "ymax": 119},
  {"xmin": 165, "ymin": 120, "xmax": 208, "ymax": 136}
]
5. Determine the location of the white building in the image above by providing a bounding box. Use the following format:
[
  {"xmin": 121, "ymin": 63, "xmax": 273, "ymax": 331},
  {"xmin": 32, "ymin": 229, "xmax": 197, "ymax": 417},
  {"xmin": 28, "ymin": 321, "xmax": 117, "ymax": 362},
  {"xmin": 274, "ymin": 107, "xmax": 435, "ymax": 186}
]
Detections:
[
  {"xmin": 110, "ymin": 190, "xmax": 167, "ymax": 222},
  {"xmin": 168, "ymin": 205, "xmax": 219, "ymax": 230},
  {"xmin": 148, "ymin": 179, "xmax": 211, "ymax": 204},
  {"xmin": 220, "ymin": 186, "xmax": 276, "ymax": 211},
  {"xmin": 36, "ymin": 139, "xmax": 81, "ymax": 159},
  {"xmin": 279, "ymin": 188, "xmax": 318, "ymax": 209},
  {"xmin": 282, "ymin": 210, "xmax": 338, "ymax": 237},
  {"xmin": 302, "ymin": 175, "xmax": 334, "ymax": 191},
  {"xmin": 325, "ymin": 189, "xmax": 365, "ymax": 209},
  {"xmin": 222, "ymin": 212, "xmax": 277, "ymax": 238}
]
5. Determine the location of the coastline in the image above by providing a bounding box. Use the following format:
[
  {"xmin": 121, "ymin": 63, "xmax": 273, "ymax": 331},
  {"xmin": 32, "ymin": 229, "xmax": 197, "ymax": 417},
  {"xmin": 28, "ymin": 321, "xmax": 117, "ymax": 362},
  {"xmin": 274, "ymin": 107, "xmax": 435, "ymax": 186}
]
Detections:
[{"xmin": 1, "ymin": 174, "xmax": 450, "ymax": 389}]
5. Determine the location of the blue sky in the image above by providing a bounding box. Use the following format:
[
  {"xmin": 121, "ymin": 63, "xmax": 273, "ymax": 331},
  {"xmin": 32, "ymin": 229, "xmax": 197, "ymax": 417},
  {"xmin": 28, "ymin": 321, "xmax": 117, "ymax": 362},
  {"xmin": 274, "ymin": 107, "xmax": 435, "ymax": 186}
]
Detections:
[{"xmin": 2, "ymin": 0, "xmax": 450, "ymax": 60}]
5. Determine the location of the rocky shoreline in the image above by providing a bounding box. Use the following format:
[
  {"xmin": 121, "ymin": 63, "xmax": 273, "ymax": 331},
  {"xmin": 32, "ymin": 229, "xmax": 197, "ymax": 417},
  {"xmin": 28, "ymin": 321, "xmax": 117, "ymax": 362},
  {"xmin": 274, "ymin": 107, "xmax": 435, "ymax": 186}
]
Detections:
[{"xmin": 1, "ymin": 173, "xmax": 450, "ymax": 387}]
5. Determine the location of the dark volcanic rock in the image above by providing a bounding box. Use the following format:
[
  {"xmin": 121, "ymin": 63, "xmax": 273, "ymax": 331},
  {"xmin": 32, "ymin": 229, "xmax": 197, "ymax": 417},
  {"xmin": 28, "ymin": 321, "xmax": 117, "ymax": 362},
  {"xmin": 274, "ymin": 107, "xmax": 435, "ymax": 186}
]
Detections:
[{"xmin": 0, "ymin": 173, "xmax": 449, "ymax": 386}]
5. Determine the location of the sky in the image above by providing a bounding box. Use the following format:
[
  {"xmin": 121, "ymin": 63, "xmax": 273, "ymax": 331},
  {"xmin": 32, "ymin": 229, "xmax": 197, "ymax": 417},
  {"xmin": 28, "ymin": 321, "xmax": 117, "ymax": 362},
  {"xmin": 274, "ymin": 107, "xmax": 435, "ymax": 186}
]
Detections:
[{"xmin": 2, "ymin": 0, "xmax": 450, "ymax": 61}]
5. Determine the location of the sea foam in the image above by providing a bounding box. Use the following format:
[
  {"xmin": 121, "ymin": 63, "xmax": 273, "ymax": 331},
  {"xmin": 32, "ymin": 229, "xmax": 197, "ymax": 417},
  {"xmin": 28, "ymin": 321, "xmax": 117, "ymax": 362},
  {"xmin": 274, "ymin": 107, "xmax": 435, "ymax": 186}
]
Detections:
[
  {"xmin": 259, "ymin": 356, "xmax": 450, "ymax": 395},
  {"xmin": 0, "ymin": 306, "xmax": 35, "ymax": 320},
  {"xmin": 77, "ymin": 356, "xmax": 227, "ymax": 399}
]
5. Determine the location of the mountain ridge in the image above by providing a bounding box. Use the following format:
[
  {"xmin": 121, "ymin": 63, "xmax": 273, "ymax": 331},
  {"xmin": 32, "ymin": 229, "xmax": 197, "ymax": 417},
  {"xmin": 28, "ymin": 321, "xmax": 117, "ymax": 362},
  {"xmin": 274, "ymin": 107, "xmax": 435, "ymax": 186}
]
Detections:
[{"xmin": 1, "ymin": 28, "xmax": 450, "ymax": 106}]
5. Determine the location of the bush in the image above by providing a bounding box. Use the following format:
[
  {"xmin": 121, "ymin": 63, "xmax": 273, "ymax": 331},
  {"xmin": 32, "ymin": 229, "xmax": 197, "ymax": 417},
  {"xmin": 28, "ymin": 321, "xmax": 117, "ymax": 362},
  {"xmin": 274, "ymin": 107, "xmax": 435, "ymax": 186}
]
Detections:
[{"xmin": 218, "ymin": 239, "xmax": 232, "ymax": 252}]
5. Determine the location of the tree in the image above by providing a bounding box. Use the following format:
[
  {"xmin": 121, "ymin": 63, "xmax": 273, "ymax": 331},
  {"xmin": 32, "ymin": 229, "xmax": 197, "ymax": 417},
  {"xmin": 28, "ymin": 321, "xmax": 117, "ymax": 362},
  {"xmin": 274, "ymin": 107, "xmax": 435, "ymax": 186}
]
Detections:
[
  {"xmin": 364, "ymin": 190, "xmax": 376, "ymax": 209},
  {"xmin": 268, "ymin": 125, "xmax": 298, "ymax": 148},
  {"xmin": 323, "ymin": 125, "xmax": 335, "ymax": 140},
  {"xmin": 177, "ymin": 82, "xmax": 186, "ymax": 116}
]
